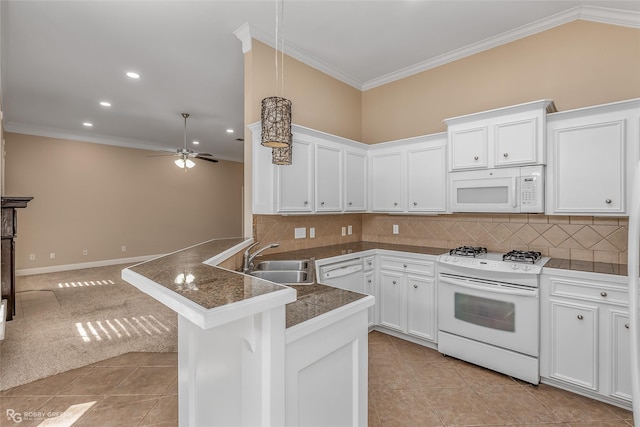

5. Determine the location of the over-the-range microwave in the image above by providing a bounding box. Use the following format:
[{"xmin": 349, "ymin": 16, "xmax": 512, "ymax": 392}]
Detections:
[{"xmin": 449, "ymin": 165, "xmax": 544, "ymax": 213}]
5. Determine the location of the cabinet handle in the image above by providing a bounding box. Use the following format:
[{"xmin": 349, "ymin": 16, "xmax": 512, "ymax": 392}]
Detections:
[
  {"xmin": 577, "ymin": 314, "xmax": 584, "ymax": 320},
  {"xmin": 413, "ymin": 202, "xmax": 418, "ymax": 206},
  {"xmin": 393, "ymin": 202, "xmax": 398, "ymax": 206},
  {"xmin": 413, "ymin": 284, "xmax": 418, "ymax": 289},
  {"xmin": 474, "ymin": 156, "xmax": 479, "ymax": 161},
  {"xmin": 368, "ymin": 279, "xmax": 372, "ymax": 284},
  {"xmin": 403, "ymin": 264, "xmax": 408, "ymax": 268},
  {"xmin": 321, "ymin": 201, "xmax": 325, "ymax": 206},
  {"xmin": 304, "ymin": 201, "xmax": 308, "ymax": 205},
  {"xmin": 600, "ymin": 291, "xmax": 607, "ymax": 297},
  {"xmin": 605, "ymin": 199, "xmax": 612, "ymax": 204},
  {"xmin": 503, "ymin": 153, "xmax": 509, "ymax": 157},
  {"xmin": 392, "ymin": 281, "xmax": 397, "ymax": 285},
  {"xmin": 625, "ymin": 323, "xmax": 630, "ymax": 329},
  {"xmin": 348, "ymin": 202, "xmax": 353, "ymax": 206}
]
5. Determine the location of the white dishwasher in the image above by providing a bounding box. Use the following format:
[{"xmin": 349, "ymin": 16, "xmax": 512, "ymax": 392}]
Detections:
[{"xmin": 318, "ymin": 258, "xmax": 364, "ymax": 293}]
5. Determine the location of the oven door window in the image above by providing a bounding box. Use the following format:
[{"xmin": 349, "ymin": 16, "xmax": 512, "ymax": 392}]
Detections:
[{"xmin": 454, "ymin": 292, "xmax": 515, "ymax": 332}]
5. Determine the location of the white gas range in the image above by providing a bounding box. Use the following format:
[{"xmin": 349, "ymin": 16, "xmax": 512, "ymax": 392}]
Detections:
[{"xmin": 437, "ymin": 246, "xmax": 549, "ymax": 384}]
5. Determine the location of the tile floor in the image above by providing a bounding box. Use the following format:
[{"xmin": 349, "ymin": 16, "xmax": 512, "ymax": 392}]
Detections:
[{"xmin": 1, "ymin": 331, "xmax": 634, "ymax": 426}]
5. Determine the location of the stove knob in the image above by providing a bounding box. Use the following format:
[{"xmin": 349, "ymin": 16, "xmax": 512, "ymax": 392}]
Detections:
[
  {"xmin": 523, "ymin": 265, "xmax": 530, "ymax": 271},
  {"xmin": 452, "ymin": 258, "xmax": 459, "ymax": 263},
  {"xmin": 511, "ymin": 264, "xmax": 519, "ymax": 270},
  {"xmin": 442, "ymin": 256, "xmax": 450, "ymax": 262}
]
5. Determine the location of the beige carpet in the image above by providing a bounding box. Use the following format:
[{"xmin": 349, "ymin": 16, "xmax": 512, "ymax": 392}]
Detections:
[{"xmin": 0, "ymin": 263, "xmax": 178, "ymax": 391}]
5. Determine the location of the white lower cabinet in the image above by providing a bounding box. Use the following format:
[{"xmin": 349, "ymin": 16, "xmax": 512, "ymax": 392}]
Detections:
[
  {"xmin": 377, "ymin": 253, "xmax": 437, "ymax": 343},
  {"xmin": 364, "ymin": 270, "xmax": 376, "ymax": 328},
  {"xmin": 540, "ymin": 271, "xmax": 631, "ymax": 409}
]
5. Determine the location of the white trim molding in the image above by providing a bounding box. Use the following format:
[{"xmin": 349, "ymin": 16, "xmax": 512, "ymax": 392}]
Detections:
[{"xmin": 16, "ymin": 254, "xmax": 165, "ymax": 277}]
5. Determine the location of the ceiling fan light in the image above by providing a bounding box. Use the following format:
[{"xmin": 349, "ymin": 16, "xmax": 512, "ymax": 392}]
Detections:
[
  {"xmin": 174, "ymin": 158, "xmax": 196, "ymax": 169},
  {"xmin": 261, "ymin": 96, "xmax": 292, "ymax": 148}
]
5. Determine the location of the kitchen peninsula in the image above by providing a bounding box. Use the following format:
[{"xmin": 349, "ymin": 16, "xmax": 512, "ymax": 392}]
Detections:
[{"xmin": 122, "ymin": 237, "xmax": 374, "ymax": 427}]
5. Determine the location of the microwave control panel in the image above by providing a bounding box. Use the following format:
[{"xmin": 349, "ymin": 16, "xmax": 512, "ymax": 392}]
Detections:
[{"xmin": 519, "ymin": 171, "xmax": 544, "ymax": 212}]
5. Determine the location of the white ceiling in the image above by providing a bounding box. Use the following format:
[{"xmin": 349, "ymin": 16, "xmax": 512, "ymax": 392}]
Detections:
[{"xmin": 1, "ymin": 1, "xmax": 639, "ymax": 163}]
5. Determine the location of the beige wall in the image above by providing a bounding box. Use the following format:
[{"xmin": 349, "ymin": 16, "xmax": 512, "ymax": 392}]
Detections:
[
  {"xmin": 243, "ymin": 40, "xmax": 363, "ymax": 237},
  {"xmin": 5, "ymin": 133, "xmax": 243, "ymax": 270},
  {"xmin": 362, "ymin": 20, "xmax": 640, "ymax": 143}
]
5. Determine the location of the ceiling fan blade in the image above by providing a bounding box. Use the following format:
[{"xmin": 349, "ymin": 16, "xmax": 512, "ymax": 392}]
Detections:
[
  {"xmin": 146, "ymin": 153, "xmax": 178, "ymax": 158},
  {"xmin": 195, "ymin": 155, "xmax": 219, "ymax": 163},
  {"xmin": 194, "ymin": 152, "xmax": 213, "ymax": 157}
]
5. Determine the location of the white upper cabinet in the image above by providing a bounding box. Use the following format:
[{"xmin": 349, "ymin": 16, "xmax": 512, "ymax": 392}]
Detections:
[
  {"xmin": 445, "ymin": 99, "xmax": 555, "ymax": 171},
  {"xmin": 449, "ymin": 126, "xmax": 488, "ymax": 170},
  {"xmin": 249, "ymin": 122, "xmax": 367, "ymax": 215},
  {"xmin": 546, "ymin": 99, "xmax": 640, "ymax": 216},
  {"xmin": 370, "ymin": 151, "xmax": 403, "ymax": 212},
  {"xmin": 407, "ymin": 142, "xmax": 447, "ymax": 212},
  {"xmin": 369, "ymin": 134, "xmax": 448, "ymax": 213},
  {"xmin": 315, "ymin": 144, "xmax": 342, "ymax": 212},
  {"xmin": 345, "ymin": 150, "xmax": 367, "ymax": 211},
  {"xmin": 277, "ymin": 139, "xmax": 314, "ymax": 213}
]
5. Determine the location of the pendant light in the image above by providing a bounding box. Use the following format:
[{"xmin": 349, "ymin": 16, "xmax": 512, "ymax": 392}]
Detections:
[
  {"xmin": 272, "ymin": 144, "xmax": 292, "ymax": 165},
  {"xmin": 261, "ymin": 0, "xmax": 292, "ymax": 159}
]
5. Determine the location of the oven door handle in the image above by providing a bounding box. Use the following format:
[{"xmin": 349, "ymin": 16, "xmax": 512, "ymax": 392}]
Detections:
[{"xmin": 439, "ymin": 276, "xmax": 538, "ymax": 297}]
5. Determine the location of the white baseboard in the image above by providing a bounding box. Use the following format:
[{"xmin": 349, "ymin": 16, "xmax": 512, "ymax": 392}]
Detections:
[{"xmin": 16, "ymin": 254, "xmax": 165, "ymax": 277}]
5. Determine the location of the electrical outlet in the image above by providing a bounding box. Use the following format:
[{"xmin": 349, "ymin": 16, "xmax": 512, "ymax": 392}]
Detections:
[
  {"xmin": 29, "ymin": 254, "xmax": 36, "ymax": 261},
  {"xmin": 294, "ymin": 227, "xmax": 306, "ymax": 239},
  {"xmin": 347, "ymin": 225, "xmax": 353, "ymax": 235},
  {"xmin": 49, "ymin": 252, "xmax": 56, "ymax": 259},
  {"xmin": 393, "ymin": 224, "xmax": 399, "ymax": 234},
  {"xmin": 341, "ymin": 226, "xmax": 346, "ymax": 236},
  {"xmin": 121, "ymin": 245, "xmax": 127, "ymax": 252},
  {"xmin": 83, "ymin": 249, "xmax": 88, "ymax": 256},
  {"xmin": 309, "ymin": 227, "xmax": 315, "ymax": 238}
]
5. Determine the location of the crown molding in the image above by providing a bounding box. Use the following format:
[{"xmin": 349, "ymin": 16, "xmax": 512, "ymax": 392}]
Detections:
[
  {"xmin": 3, "ymin": 122, "xmax": 243, "ymax": 163},
  {"xmin": 236, "ymin": 23, "xmax": 363, "ymax": 90},
  {"xmin": 236, "ymin": 5, "xmax": 638, "ymax": 92},
  {"xmin": 362, "ymin": 6, "xmax": 640, "ymax": 90}
]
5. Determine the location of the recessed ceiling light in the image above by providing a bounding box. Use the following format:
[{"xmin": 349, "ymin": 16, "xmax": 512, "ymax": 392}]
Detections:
[
  {"xmin": 83, "ymin": 122, "xmax": 93, "ymax": 127},
  {"xmin": 99, "ymin": 101, "xmax": 111, "ymax": 107},
  {"xmin": 192, "ymin": 140, "xmax": 200, "ymax": 145},
  {"xmin": 126, "ymin": 71, "xmax": 140, "ymax": 79},
  {"xmin": 226, "ymin": 129, "xmax": 234, "ymax": 133}
]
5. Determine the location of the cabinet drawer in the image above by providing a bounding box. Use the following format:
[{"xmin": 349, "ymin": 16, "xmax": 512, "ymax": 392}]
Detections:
[
  {"xmin": 380, "ymin": 256, "xmax": 434, "ymax": 276},
  {"xmin": 549, "ymin": 277, "xmax": 627, "ymax": 306},
  {"xmin": 363, "ymin": 256, "xmax": 375, "ymax": 271}
]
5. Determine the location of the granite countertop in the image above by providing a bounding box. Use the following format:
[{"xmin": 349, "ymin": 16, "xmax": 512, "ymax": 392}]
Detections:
[
  {"xmin": 543, "ymin": 258, "xmax": 628, "ymax": 276},
  {"xmin": 125, "ymin": 238, "xmax": 629, "ymax": 331}
]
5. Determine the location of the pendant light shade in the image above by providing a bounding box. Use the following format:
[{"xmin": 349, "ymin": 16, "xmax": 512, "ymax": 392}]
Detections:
[
  {"xmin": 261, "ymin": 96, "xmax": 292, "ymax": 148},
  {"xmin": 175, "ymin": 157, "xmax": 195, "ymax": 169},
  {"xmin": 272, "ymin": 144, "xmax": 292, "ymax": 165}
]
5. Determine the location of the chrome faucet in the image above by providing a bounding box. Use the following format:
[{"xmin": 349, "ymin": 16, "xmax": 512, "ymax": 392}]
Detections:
[{"xmin": 242, "ymin": 242, "xmax": 279, "ymax": 273}]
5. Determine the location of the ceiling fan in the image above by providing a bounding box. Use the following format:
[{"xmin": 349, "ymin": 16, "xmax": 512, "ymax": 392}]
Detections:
[{"xmin": 151, "ymin": 113, "xmax": 219, "ymax": 170}]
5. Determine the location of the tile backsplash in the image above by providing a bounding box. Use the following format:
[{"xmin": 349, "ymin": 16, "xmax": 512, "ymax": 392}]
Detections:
[{"xmin": 254, "ymin": 213, "xmax": 629, "ymax": 264}]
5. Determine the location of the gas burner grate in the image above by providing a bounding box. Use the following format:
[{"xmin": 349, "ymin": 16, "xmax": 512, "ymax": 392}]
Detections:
[
  {"xmin": 503, "ymin": 250, "xmax": 542, "ymax": 264},
  {"xmin": 449, "ymin": 246, "xmax": 488, "ymax": 257}
]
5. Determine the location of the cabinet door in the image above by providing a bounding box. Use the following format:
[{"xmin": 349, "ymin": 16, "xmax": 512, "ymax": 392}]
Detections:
[
  {"xmin": 494, "ymin": 118, "xmax": 537, "ymax": 167},
  {"xmin": 364, "ymin": 271, "xmax": 376, "ymax": 328},
  {"xmin": 345, "ymin": 150, "xmax": 366, "ymax": 211},
  {"xmin": 370, "ymin": 152, "xmax": 403, "ymax": 211},
  {"xmin": 407, "ymin": 145, "xmax": 447, "ymax": 212},
  {"xmin": 609, "ymin": 311, "xmax": 631, "ymax": 401},
  {"xmin": 277, "ymin": 140, "xmax": 313, "ymax": 212},
  {"xmin": 406, "ymin": 275, "xmax": 435, "ymax": 341},
  {"xmin": 549, "ymin": 300, "xmax": 599, "ymax": 390},
  {"xmin": 449, "ymin": 126, "xmax": 488, "ymax": 170},
  {"xmin": 549, "ymin": 120, "xmax": 625, "ymax": 214},
  {"xmin": 315, "ymin": 144, "xmax": 342, "ymax": 212},
  {"xmin": 379, "ymin": 270, "xmax": 404, "ymax": 332}
]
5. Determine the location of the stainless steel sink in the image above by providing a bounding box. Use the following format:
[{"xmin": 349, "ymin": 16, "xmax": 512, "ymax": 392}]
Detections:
[
  {"xmin": 249, "ymin": 270, "xmax": 311, "ymax": 284},
  {"xmin": 247, "ymin": 259, "xmax": 314, "ymax": 284},
  {"xmin": 253, "ymin": 260, "xmax": 310, "ymax": 271}
]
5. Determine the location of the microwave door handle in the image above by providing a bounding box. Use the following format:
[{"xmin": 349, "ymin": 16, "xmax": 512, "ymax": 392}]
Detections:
[
  {"xmin": 512, "ymin": 177, "xmax": 518, "ymax": 208},
  {"xmin": 439, "ymin": 275, "xmax": 538, "ymax": 297}
]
